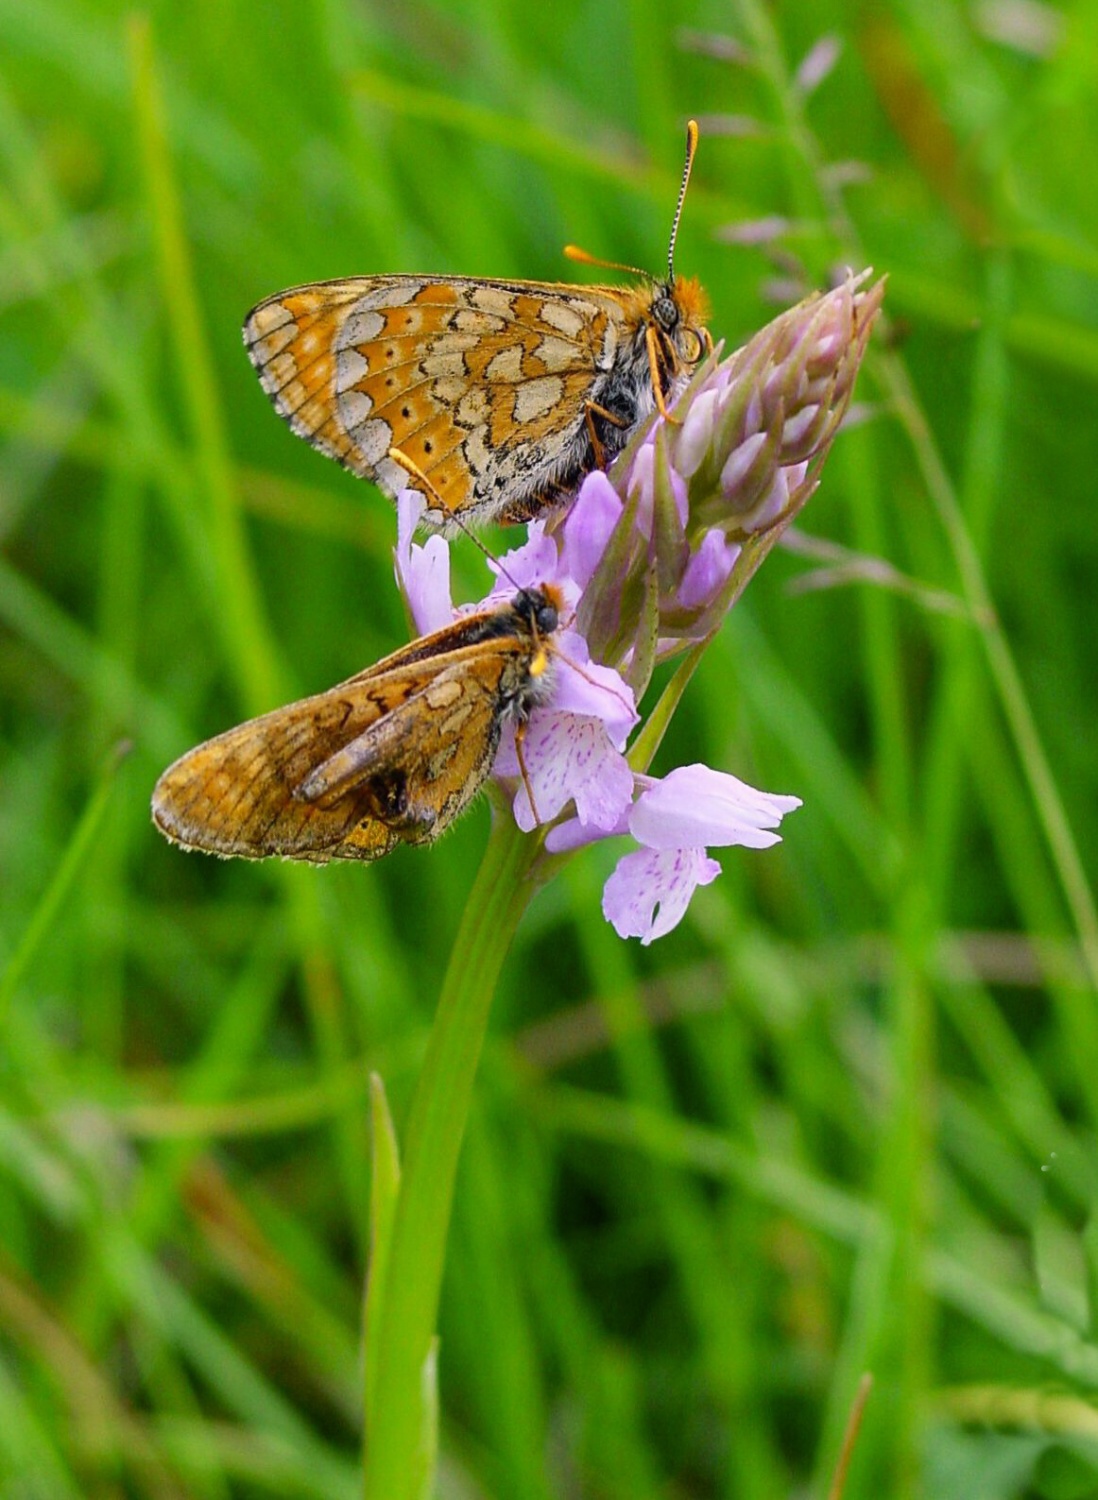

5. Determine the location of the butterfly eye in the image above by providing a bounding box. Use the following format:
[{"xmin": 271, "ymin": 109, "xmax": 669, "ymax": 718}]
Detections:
[
  {"xmin": 682, "ymin": 328, "xmax": 706, "ymax": 363},
  {"xmin": 652, "ymin": 294, "xmax": 679, "ymax": 332},
  {"xmin": 535, "ymin": 600, "xmax": 559, "ymax": 636}
]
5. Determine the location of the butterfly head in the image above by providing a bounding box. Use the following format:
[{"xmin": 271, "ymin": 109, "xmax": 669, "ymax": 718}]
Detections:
[
  {"xmin": 512, "ymin": 582, "xmax": 565, "ymax": 648},
  {"xmin": 648, "ymin": 273, "xmax": 712, "ymax": 371}
]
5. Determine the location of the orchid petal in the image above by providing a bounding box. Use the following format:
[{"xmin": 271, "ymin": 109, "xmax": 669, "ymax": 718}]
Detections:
[
  {"xmin": 552, "ymin": 631, "xmax": 638, "ymax": 745},
  {"xmin": 602, "ymin": 846, "xmax": 721, "ymax": 944},
  {"xmin": 394, "ymin": 491, "xmax": 453, "ymax": 633},
  {"xmin": 489, "ymin": 522, "xmax": 563, "ymax": 597},
  {"xmin": 675, "ymin": 388, "xmax": 720, "ymax": 478},
  {"xmin": 497, "ymin": 713, "xmax": 634, "ymax": 833},
  {"xmin": 559, "ymin": 472, "xmax": 623, "ymax": 589},
  {"xmin": 676, "ymin": 529, "xmax": 741, "ymax": 610},
  {"xmin": 629, "ymin": 764, "xmax": 801, "ymax": 850}
]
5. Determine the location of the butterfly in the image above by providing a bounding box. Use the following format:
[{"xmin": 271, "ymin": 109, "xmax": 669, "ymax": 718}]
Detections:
[
  {"xmin": 151, "ymin": 586, "xmax": 562, "ymax": 862},
  {"xmin": 243, "ymin": 122, "xmax": 711, "ymax": 530}
]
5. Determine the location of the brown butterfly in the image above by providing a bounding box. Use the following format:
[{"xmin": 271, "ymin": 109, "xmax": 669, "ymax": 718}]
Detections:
[
  {"xmin": 151, "ymin": 586, "xmax": 562, "ymax": 862},
  {"xmin": 242, "ymin": 123, "xmax": 711, "ymax": 530}
]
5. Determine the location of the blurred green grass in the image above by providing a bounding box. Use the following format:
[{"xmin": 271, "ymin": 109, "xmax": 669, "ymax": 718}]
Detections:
[{"xmin": 2, "ymin": 0, "xmax": 1098, "ymax": 1496}]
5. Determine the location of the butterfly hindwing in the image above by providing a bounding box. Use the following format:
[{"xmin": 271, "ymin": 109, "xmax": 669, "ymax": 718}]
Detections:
[{"xmin": 152, "ymin": 590, "xmax": 560, "ymax": 863}]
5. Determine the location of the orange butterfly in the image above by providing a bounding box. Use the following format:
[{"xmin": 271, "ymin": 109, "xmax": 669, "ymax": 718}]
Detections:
[
  {"xmin": 243, "ymin": 123, "xmax": 711, "ymax": 530},
  {"xmin": 151, "ymin": 587, "xmax": 562, "ymax": 862}
]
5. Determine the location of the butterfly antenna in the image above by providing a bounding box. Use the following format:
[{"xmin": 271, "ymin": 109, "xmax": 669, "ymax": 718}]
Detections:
[
  {"xmin": 563, "ymin": 244, "xmax": 650, "ymax": 279},
  {"xmin": 566, "ymin": 121, "xmax": 700, "ymax": 285},
  {"xmin": 388, "ymin": 446, "xmax": 528, "ymax": 596},
  {"xmin": 668, "ymin": 119, "xmax": 700, "ymax": 282}
]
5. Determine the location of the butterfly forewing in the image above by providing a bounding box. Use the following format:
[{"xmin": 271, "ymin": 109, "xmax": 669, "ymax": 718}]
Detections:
[
  {"xmin": 245, "ymin": 270, "xmax": 708, "ymax": 528},
  {"xmin": 247, "ymin": 276, "xmax": 627, "ymax": 524},
  {"xmin": 151, "ymin": 590, "xmax": 559, "ymax": 863},
  {"xmin": 243, "ymin": 123, "xmax": 709, "ymax": 529}
]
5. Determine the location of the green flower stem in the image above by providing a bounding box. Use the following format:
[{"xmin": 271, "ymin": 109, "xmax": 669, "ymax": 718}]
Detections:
[{"xmin": 363, "ymin": 806, "xmax": 539, "ymax": 1500}]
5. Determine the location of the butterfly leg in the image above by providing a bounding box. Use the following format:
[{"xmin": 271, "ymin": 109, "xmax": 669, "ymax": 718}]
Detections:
[
  {"xmin": 514, "ymin": 722, "xmax": 542, "ymax": 828},
  {"xmin": 583, "ymin": 399, "xmax": 628, "ymax": 470},
  {"xmin": 646, "ymin": 325, "xmax": 683, "ymax": 424}
]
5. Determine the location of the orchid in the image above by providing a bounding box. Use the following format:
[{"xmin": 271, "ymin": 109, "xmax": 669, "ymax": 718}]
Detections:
[{"xmin": 395, "ymin": 272, "xmax": 882, "ymax": 942}]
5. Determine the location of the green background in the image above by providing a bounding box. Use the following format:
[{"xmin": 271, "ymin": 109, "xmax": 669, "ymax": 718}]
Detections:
[{"xmin": 2, "ymin": 0, "xmax": 1098, "ymax": 1495}]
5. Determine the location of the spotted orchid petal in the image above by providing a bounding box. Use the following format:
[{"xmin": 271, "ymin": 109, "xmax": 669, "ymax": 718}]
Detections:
[
  {"xmin": 602, "ymin": 847, "xmax": 722, "ymax": 945},
  {"xmin": 497, "ymin": 713, "xmax": 635, "ymax": 834}
]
